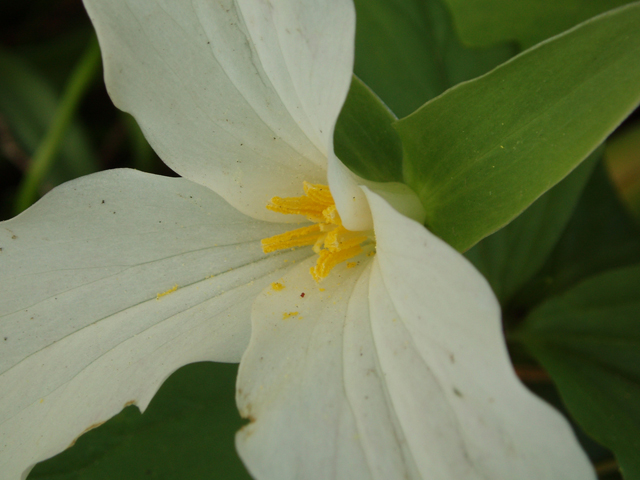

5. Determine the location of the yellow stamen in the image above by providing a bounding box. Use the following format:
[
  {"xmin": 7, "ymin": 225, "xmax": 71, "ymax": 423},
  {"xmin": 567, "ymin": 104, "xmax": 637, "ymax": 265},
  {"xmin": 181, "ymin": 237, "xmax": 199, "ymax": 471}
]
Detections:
[
  {"xmin": 303, "ymin": 181, "xmax": 334, "ymax": 206},
  {"xmin": 310, "ymin": 245, "xmax": 363, "ymax": 282},
  {"xmin": 266, "ymin": 196, "xmax": 326, "ymax": 222},
  {"xmin": 261, "ymin": 224, "xmax": 323, "ymax": 253},
  {"xmin": 261, "ymin": 183, "xmax": 372, "ymax": 281}
]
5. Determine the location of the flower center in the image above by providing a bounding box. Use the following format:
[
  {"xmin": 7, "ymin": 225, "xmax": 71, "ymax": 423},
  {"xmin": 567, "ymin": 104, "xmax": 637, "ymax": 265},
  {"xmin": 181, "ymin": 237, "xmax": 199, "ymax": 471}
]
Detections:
[{"xmin": 261, "ymin": 182, "xmax": 371, "ymax": 282}]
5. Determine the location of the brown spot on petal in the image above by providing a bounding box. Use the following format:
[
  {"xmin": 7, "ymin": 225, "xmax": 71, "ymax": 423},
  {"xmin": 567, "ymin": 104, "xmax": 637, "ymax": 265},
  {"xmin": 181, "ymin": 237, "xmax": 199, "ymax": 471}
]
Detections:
[
  {"xmin": 81, "ymin": 421, "xmax": 106, "ymax": 434},
  {"xmin": 238, "ymin": 413, "xmax": 257, "ymax": 438},
  {"xmin": 67, "ymin": 421, "xmax": 106, "ymax": 448},
  {"xmin": 238, "ymin": 401, "xmax": 253, "ymax": 420}
]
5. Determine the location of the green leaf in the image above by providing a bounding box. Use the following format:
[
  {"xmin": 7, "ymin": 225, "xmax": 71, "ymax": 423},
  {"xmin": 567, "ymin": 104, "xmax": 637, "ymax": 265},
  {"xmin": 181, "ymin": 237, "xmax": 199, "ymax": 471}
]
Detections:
[
  {"xmin": 518, "ymin": 263, "xmax": 640, "ymax": 479},
  {"xmin": 605, "ymin": 119, "xmax": 640, "ymax": 220},
  {"xmin": 395, "ymin": 3, "xmax": 640, "ymax": 252},
  {"xmin": 465, "ymin": 147, "xmax": 599, "ymax": 303},
  {"xmin": 28, "ymin": 362, "xmax": 250, "ymax": 480},
  {"xmin": 352, "ymin": 0, "xmax": 515, "ymax": 118},
  {"xmin": 0, "ymin": 48, "xmax": 98, "ymax": 186},
  {"xmin": 334, "ymin": 76, "xmax": 403, "ymax": 183},
  {"xmin": 442, "ymin": 0, "xmax": 635, "ymax": 48},
  {"xmin": 512, "ymin": 162, "xmax": 640, "ymax": 309}
]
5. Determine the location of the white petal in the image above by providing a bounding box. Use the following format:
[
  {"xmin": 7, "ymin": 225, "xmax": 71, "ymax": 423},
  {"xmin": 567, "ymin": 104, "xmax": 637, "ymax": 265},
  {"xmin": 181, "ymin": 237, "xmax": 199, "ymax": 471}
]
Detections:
[
  {"xmin": 327, "ymin": 151, "xmax": 373, "ymax": 231},
  {"xmin": 0, "ymin": 169, "xmax": 309, "ymax": 480},
  {"xmin": 236, "ymin": 256, "xmax": 375, "ymax": 480},
  {"xmin": 341, "ymin": 262, "xmax": 422, "ymax": 479},
  {"xmin": 83, "ymin": 0, "xmax": 355, "ymax": 221},
  {"xmin": 234, "ymin": 0, "xmax": 354, "ymax": 154},
  {"xmin": 363, "ymin": 188, "xmax": 596, "ymax": 480}
]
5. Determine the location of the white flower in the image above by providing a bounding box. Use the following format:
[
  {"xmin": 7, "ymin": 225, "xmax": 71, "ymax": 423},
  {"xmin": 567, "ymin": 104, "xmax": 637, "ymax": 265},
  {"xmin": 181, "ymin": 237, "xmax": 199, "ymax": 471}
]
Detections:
[{"xmin": 0, "ymin": 0, "xmax": 595, "ymax": 479}]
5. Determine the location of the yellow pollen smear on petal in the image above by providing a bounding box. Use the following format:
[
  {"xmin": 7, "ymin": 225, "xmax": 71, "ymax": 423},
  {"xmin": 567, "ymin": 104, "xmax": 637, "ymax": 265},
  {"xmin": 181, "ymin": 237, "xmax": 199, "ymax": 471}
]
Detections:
[
  {"xmin": 261, "ymin": 182, "xmax": 372, "ymax": 281},
  {"xmin": 271, "ymin": 282, "xmax": 285, "ymax": 291},
  {"xmin": 156, "ymin": 284, "xmax": 178, "ymax": 300}
]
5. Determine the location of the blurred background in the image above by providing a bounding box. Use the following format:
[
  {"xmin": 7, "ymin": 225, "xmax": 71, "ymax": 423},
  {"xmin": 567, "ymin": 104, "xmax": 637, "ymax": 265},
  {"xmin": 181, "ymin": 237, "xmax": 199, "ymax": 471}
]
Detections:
[{"xmin": 0, "ymin": 0, "xmax": 175, "ymax": 223}]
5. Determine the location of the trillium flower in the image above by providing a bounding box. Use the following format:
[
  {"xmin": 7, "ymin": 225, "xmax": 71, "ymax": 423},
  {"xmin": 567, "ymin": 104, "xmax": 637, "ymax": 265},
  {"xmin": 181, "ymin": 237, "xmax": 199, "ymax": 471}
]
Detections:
[{"xmin": 0, "ymin": 0, "xmax": 595, "ymax": 479}]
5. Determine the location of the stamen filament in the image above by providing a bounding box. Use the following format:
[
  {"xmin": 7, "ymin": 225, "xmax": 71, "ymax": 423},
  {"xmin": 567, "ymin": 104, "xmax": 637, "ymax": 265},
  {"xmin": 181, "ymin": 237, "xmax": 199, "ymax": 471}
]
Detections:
[
  {"xmin": 313, "ymin": 234, "xmax": 327, "ymax": 254},
  {"xmin": 324, "ymin": 226, "xmax": 369, "ymax": 253}
]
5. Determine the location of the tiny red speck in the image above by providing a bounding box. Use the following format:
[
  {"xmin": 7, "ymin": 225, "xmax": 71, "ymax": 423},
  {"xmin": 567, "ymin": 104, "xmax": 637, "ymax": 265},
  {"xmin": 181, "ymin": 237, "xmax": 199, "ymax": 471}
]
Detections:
[{"xmin": 300, "ymin": 292, "xmax": 305, "ymax": 298}]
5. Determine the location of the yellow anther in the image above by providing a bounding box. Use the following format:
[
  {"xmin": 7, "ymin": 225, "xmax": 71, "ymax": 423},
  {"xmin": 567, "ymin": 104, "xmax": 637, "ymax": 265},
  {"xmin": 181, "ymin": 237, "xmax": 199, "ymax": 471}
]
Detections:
[
  {"xmin": 303, "ymin": 181, "xmax": 334, "ymax": 206},
  {"xmin": 266, "ymin": 196, "xmax": 326, "ymax": 222},
  {"xmin": 261, "ymin": 224, "xmax": 323, "ymax": 253},
  {"xmin": 262, "ymin": 182, "xmax": 372, "ymax": 282},
  {"xmin": 310, "ymin": 245, "xmax": 363, "ymax": 282}
]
